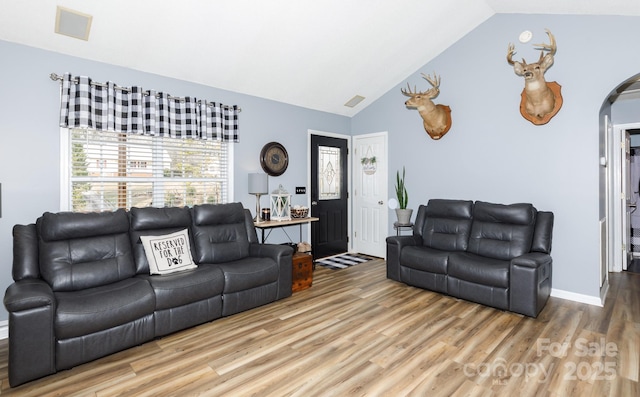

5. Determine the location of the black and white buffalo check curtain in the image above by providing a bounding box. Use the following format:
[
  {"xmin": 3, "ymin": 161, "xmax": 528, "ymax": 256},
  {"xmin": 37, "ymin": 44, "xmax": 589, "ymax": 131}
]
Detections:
[{"xmin": 58, "ymin": 73, "xmax": 240, "ymax": 142}]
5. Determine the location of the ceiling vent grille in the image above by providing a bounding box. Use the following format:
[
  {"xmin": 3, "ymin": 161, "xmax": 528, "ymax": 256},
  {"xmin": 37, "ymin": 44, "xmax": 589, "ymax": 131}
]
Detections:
[
  {"xmin": 55, "ymin": 6, "xmax": 93, "ymax": 41},
  {"xmin": 344, "ymin": 95, "xmax": 365, "ymax": 108}
]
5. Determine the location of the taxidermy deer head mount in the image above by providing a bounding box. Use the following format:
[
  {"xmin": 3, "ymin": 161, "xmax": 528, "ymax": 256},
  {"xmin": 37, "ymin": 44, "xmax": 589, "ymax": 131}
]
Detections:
[
  {"xmin": 507, "ymin": 29, "xmax": 563, "ymax": 125},
  {"xmin": 401, "ymin": 73, "xmax": 452, "ymax": 140}
]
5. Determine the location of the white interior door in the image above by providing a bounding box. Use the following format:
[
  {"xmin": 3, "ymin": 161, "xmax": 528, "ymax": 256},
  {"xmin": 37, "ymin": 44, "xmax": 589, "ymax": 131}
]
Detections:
[
  {"xmin": 611, "ymin": 125, "xmax": 633, "ymax": 273},
  {"xmin": 353, "ymin": 132, "xmax": 387, "ymax": 258}
]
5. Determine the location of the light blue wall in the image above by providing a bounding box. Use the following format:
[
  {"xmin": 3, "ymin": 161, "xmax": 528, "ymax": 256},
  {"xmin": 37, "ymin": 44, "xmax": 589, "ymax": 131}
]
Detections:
[
  {"xmin": 352, "ymin": 14, "xmax": 640, "ymax": 300},
  {"xmin": 0, "ymin": 40, "xmax": 349, "ymax": 321},
  {"xmin": 2, "ymin": 13, "xmax": 640, "ymax": 321},
  {"xmin": 613, "ymin": 97, "xmax": 640, "ymax": 126}
]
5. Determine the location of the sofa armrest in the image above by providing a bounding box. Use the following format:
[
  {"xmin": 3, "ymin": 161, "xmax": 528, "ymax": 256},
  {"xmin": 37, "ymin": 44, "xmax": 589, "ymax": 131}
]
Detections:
[
  {"xmin": 511, "ymin": 252, "xmax": 552, "ymax": 268},
  {"xmin": 3, "ymin": 279, "xmax": 57, "ymax": 387},
  {"xmin": 385, "ymin": 235, "xmax": 421, "ymax": 281},
  {"xmin": 4, "ymin": 278, "xmax": 55, "ymax": 312},
  {"xmin": 509, "ymin": 253, "xmax": 552, "ymax": 317},
  {"xmin": 249, "ymin": 243, "xmax": 293, "ymax": 299}
]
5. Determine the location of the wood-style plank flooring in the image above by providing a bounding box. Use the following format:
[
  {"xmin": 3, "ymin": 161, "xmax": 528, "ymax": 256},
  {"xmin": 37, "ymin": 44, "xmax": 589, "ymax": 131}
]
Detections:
[{"xmin": 0, "ymin": 258, "xmax": 638, "ymax": 396}]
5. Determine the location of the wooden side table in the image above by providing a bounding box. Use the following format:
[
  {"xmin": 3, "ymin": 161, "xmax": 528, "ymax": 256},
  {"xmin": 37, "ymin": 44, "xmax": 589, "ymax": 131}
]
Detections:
[{"xmin": 292, "ymin": 252, "xmax": 313, "ymax": 292}]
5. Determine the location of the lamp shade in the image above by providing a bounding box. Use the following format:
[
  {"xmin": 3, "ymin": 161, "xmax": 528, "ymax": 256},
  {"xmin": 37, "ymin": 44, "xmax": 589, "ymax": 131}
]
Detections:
[{"xmin": 248, "ymin": 173, "xmax": 268, "ymax": 194}]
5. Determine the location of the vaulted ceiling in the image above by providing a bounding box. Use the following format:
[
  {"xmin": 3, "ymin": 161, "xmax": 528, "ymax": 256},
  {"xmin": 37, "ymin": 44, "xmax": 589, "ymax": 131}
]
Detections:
[{"xmin": 1, "ymin": 0, "xmax": 639, "ymax": 116}]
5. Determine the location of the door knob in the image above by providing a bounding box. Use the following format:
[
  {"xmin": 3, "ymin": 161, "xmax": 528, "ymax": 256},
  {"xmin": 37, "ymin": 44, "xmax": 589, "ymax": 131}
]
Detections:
[{"xmin": 311, "ymin": 201, "xmax": 318, "ymax": 206}]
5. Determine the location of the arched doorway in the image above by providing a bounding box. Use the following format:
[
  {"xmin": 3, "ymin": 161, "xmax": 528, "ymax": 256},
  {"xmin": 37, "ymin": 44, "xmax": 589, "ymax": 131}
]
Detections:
[{"xmin": 601, "ymin": 73, "xmax": 640, "ymax": 299}]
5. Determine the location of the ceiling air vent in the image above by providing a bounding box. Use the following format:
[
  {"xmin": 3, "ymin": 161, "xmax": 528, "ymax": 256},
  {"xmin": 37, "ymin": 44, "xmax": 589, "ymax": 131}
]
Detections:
[
  {"xmin": 344, "ymin": 95, "xmax": 365, "ymax": 108},
  {"xmin": 55, "ymin": 6, "xmax": 93, "ymax": 41}
]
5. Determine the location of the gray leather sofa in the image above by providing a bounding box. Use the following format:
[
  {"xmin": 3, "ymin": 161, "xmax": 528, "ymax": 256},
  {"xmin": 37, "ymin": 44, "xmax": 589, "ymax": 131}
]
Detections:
[
  {"xmin": 386, "ymin": 199, "xmax": 553, "ymax": 318},
  {"xmin": 3, "ymin": 202, "xmax": 293, "ymax": 387}
]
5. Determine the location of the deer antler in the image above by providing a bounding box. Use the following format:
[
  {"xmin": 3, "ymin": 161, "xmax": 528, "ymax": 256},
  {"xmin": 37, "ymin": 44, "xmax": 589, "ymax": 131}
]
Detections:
[
  {"xmin": 421, "ymin": 73, "xmax": 440, "ymax": 98},
  {"xmin": 507, "ymin": 43, "xmax": 517, "ymax": 65},
  {"xmin": 400, "ymin": 83, "xmax": 421, "ymax": 97},
  {"xmin": 401, "ymin": 72, "xmax": 442, "ymax": 98},
  {"xmin": 533, "ymin": 29, "xmax": 556, "ymax": 61}
]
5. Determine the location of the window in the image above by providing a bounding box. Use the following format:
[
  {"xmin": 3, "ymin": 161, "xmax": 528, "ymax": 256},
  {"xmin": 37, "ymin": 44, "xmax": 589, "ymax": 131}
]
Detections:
[
  {"xmin": 62, "ymin": 128, "xmax": 231, "ymax": 212},
  {"xmin": 318, "ymin": 145, "xmax": 341, "ymax": 200}
]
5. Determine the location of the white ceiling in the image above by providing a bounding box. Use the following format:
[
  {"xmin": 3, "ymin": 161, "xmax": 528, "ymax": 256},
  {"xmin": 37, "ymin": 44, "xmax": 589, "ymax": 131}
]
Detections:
[{"xmin": 1, "ymin": 0, "xmax": 640, "ymax": 116}]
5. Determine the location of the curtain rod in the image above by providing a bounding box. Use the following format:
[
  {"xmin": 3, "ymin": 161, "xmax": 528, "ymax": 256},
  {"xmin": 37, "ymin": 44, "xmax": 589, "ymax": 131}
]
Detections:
[{"xmin": 49, "ymin": 73, "xmax": 241, "ymax": 112}]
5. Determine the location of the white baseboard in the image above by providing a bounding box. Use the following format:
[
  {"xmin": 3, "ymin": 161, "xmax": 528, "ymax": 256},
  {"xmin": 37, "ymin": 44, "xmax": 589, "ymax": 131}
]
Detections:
[
  {"xmin": 0, "ymin": 320, "xmax": 7, "ymax": 340},
  {"xmin": 551, "ymin": 288, "xmax": 603, "ymax": 307}
]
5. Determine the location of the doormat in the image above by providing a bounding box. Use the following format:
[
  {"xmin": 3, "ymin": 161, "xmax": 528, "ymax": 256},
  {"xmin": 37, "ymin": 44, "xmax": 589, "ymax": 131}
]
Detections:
[
  {"xmin": 628, "ymin": 259, "xmax": 640, "ymax": 274},
  {"xmin": 315, "ymin": 253, "xmax": 373, "ymax": 270}
]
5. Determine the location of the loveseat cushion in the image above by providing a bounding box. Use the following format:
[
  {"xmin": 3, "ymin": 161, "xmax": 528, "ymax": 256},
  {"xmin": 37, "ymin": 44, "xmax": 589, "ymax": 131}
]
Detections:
[
  {"xmin": 467, "ymin": 201, "xmax": 536, "ymax": 261},
  {"xmin": 129, "ymin": 206, "xmax": 195, "ymax": 274},
  {"xmin": 191, "ymin": 203, "xmax": 250, "ymax": 264},
  {"xmin": 448, "ymin": 252, "xmax": 510, "ymax": 288},
  {"xmin": 400, "ymin": 245, "xmax": 449, "ymax": 274},
  {"xmin": 137, "ymin": 265, "xmax": 224, "ymax": 310},
  {"xmin": 531, "ymin": 211, "xmax": 554, "ymax": 254},
  {"xmin": 216, "ymin": 257, "xmax": 279, "ymax": 294},
  {"xmin": 54, "ymin": 278, "xmax": 155, "ymax": 340},
  {"xmin": 37, "ymin": 210, "xmax": 136, "ymax": 291},
  {"xmin": 12, "ymin": 224, "xmax": 40, "ymax": 281},
  {"xmin": 419, "ymin": 199, "xmax": 473, "ymax": 252}
]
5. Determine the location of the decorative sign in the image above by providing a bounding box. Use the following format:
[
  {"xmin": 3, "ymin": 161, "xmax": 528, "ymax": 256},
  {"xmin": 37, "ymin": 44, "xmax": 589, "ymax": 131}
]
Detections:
[{"xmin": 140, "ymin": 229, "xmax": 197, "ymax": 275}]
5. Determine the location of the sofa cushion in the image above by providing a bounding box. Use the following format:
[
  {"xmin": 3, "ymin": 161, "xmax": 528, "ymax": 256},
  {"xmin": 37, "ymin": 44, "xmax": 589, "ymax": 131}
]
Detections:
[
  {"xmin": 140, "ymin": 229, "xmax": 197, "ymax": 275},
  {"xmin": 448, "ymin": 252, "xmax": 510, "ymax": 288},
  {"xmin": 54, "ymin": 278, "xmax": 155, "ymax": 339},
  {"xmin": 38, "ymin": 209, "xmax": 130, "ymax": 242},
  {"xmin": 191, "ymin": 203, "xmax": 250, "ymax": 264},
  {"xmin": 467, "ymin": 201, "xmax": 536, "ymax": 261},
  {"xmin": 129, "ymin": 206, "xmax": 194, "ymax": 274},
  {"xmin": 137, "ymin": 265, "xmax": 224, "ymax": 310},
  {"xmin": 418, "ymin": 199, "xmax": 473, "ymax": 252},
  {"xmin": 400, "ymin": 245, "xmax": 449, "ymax": 274},
  {"xmin": 37, "ymin": 209, "xmax": 136, "ymax": 291},
  {"xmin": 216, "ymin": 257, "xmax": 279, "ymax": 294}
]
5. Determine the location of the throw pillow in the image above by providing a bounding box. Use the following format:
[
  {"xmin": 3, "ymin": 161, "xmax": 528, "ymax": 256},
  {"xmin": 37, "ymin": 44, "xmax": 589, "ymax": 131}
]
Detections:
[{"xmin": 140, "ymin": 229, "xmax": 197, "ymax": 275}]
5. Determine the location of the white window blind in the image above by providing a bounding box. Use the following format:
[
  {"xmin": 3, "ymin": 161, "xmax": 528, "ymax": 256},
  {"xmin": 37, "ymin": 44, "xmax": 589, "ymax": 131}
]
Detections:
[{"xmin": 66, "ymin": 129, "xmax": 229, "ymax": 212}]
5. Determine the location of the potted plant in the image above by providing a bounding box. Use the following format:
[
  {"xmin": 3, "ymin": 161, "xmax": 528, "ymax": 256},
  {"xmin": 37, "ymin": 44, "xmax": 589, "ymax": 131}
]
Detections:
[{"xmin": 395, "ymin": 166, "xmax": 413, "ymax": 225}]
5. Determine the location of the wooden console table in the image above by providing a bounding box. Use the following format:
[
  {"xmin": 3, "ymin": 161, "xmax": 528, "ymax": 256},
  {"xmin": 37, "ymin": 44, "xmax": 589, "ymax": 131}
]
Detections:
[{"xmin": 254, "ymin": 217, "xmax": 319, "ymax": 244}]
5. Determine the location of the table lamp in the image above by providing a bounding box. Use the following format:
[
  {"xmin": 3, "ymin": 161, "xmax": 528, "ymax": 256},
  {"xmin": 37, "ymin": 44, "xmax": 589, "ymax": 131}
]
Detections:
[{"xmin": 248, "ymin": 173, "xmax": 268, "ymax": 222}]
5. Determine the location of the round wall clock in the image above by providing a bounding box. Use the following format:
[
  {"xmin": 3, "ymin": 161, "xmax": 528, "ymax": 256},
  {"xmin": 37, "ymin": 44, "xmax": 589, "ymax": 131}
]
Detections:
[{"xmin": 260, "ymin": 142, "xmax": 289, "ymax": 176}]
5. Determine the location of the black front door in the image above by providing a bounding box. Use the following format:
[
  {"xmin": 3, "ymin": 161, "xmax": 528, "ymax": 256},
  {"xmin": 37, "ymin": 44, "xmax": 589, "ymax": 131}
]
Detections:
[{"xmin": 311, "ymin": 134, "xmax": 348, "ymax": 259}]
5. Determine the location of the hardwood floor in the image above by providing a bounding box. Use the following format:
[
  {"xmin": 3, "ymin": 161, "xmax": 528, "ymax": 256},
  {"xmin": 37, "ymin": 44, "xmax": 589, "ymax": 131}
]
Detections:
[{"xmin": 0, "ymin": 259, "xmax": 638, "ymax": 396}]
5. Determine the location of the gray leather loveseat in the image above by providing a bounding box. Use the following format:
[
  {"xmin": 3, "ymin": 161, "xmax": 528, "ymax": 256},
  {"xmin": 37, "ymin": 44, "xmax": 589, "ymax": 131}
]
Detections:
[
  {"xmin": 386, "ymin": 199, "xmax": 553, "ymax": 317},
  {"xmin": 3, "ymin": 202, "xmax": 293, "ymax": 387}
]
